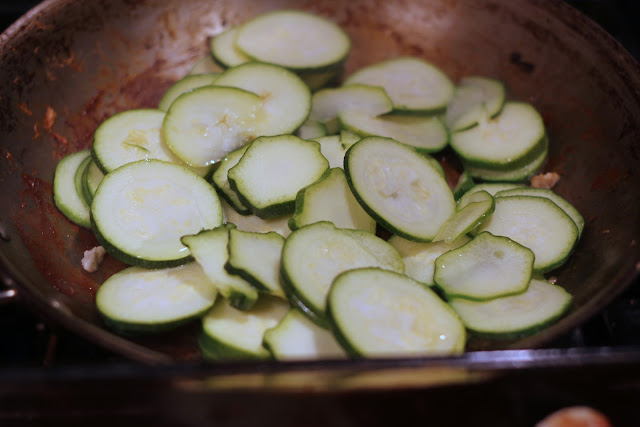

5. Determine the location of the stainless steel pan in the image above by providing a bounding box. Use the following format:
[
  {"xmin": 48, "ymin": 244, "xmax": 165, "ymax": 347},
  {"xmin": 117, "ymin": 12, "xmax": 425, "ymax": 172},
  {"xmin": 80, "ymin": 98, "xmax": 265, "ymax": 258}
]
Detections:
[{"xmin": 0, "ymin": 0, "xmax": 638, "ymax": 367}]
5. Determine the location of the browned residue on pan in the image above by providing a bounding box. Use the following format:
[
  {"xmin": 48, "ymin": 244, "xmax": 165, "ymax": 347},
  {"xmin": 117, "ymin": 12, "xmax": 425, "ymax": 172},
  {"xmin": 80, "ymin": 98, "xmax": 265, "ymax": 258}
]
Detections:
[{"xmin": 14, "ymin": 174, "xmax": 126, "ymax": 302}]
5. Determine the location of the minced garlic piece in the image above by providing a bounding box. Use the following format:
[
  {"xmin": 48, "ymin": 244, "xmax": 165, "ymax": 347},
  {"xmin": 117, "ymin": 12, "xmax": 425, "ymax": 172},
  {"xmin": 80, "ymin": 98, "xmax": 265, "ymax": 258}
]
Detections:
[
  {"xmin": 81, "ymin": 246, "xmax": 106, "ymax": 273},
  {"xmin": 531, "ymin": 172, "xmax": 560, "ymax": 189}
]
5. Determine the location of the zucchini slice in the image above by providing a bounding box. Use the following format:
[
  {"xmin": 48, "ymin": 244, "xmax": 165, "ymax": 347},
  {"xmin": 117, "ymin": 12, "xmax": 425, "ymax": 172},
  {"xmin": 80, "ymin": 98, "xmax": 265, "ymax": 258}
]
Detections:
[
  {"xmin": 199, "ymin": 294, "xmax": 290, "ymax": 361},
  {"xmin": 91, "ymin": 160, "xmax": 223, "ymax": 268},
  {"xmin": 452, "ymin": 170, "xmax": 475, "ymax": 201},
  {"xmin": 343, "ymin": 57, "xmax": 454, "ymax": 113},
  {"xmin": 214, "ymin": 62, "xmax": 311, "ymax": 136},
  {"xmin": 209, "ymin": 26, "xmax": 250, "ymax": 68},
  {"xmin": 457, "ymin": 182, "xmax": 525, "ymax": 210},
  {"xmin": 263, "ymin": 309, "xmax": 347, "ymax": 361},
  {"xmin": 340, "ymin": 130, "xmax": 361, "ymax": 147},
  {"xmin": 450, "ymin": 102, "xmax": 546, "ymax": 170},
  {"xmin": 434, "ymin": 231, "xmax": 534, "ymax": 301},
  {"xmin": 74, "ymin": 155, "xmax": 92, "ymax": 208},
  {"xmin": 495, "ymin": 187, "xmax": 584, "ymax": 238},
  {"xmin": 181, "ymin": 225, "xmax": 258, "ymax": 311},
  {"xmin": 80, "ymin": 159, "xmax": 104, "ymax": 204},
  {"xmin": 211, "ymin": 145, "xmax": 251, "ymax": 215},
  {"xmin": 299, "ymin": 66, "xmax": 345, "ymax": 91},
  {"xmin": 92, "ymin": 109, "xmax": 209, "ymax": 176},
  {"xmin": 163, "ymin": 86, "xmax": 262, "ymax": 168},
  {"xmin": 281, "ymin": 221, "xmax": 404, "ymax": 327},
  {"xmin": 311, "ymin": 135, "xmax": 347, "ymax": 169},
  {"xmin": 235, "ymin": 10, "xmax": 350, "ymax": 71},
  {"xmin": 445, "ymin": 76, "xmax": 506, "ymax": 132},
  {"xmin": 189, "ymin": 53, "xmax": 224, "ymax": 75},
  {"xmin": 388, "ymin": 235, "xmax": 471, "ymax": 286},
  {"xmin": 432, "ymin": 190, "xmax": 494, "ymax": 243},
  {"xmin": 310, "ymin": 84, "xmax": 393, "ymax": 126},
  {"xmin": 221, "ymin": 199, "xmax": 292, "ymax": 238},
  {"xmin": 225, "ymin": 228, "xmax": 286, "ymax": 298},
  {"xmin": 296, "ymin": 119, "xmax": 328, "ymax": 140},
  {"xmin": 462, "ymin": 137, "xmax": 549, "ymax": 182},
  {"xmin": 228, "ymin": 135, "xmax": 329, "ymax": 218},
  {"xmin": 53, "ymin": 150, "xmax": 92, "ymax": 228},
  {"xmin": 327, "ymin": 268, "xmax": 466, "ymax": 357},
  {"xmin": 448, "ymin": 277, "xmax": 572, "ymax": 339},
  {"xmin": 477, "ymin": 195, "xmax": 579, "ymax": 273},
  {"xmin": 339, "ymin": 111, "xmax": 448, "ymax": 153},
  {"xmin": 158, "ymin": 73, "xmax": 219, "ymax": 112},
  {"xmin": 96, "ymin": 263, "xmax": 218, "ymax": 334},
  {"xmin": 344, "ymin": 136, "xmax": 455, "ymax": 241},
  {"xmin": 289, "ymin": 168, "xmax": 376, "ymax": 233}
]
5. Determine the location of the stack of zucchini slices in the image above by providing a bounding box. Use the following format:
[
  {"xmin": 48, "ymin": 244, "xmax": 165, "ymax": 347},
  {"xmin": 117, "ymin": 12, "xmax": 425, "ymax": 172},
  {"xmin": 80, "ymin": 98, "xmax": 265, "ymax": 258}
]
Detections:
[{"xmin": 52, "ymin": 8, "xmax": 583, "ymax": 361}]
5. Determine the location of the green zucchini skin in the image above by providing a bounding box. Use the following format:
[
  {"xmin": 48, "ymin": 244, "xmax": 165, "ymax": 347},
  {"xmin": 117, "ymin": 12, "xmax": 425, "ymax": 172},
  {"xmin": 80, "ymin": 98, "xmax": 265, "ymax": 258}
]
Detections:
[
  {"xmin": 449, "ymin": 278, "xmax": 572, "ymax": 340},
  {"xmin": 90, "ymin": 159, "xmax": 222, "ymax": 269},
  {"xmin": 344, "ymin": 136, "xmax": 455, "ymax": 242},
  {"xmin": 227, "ymin": 135, "xmax": 329, "ymax": 219},
  {"xmin": 53, "ymin": 150, "xmax": 92, "ymax": 228},
  {"xmin": 327, "ymin": 267, "xmax": 466, "ymax": 358},
  {"xmin": 96, "ymin": 264, "xmax": 218, "ymax": 334}
]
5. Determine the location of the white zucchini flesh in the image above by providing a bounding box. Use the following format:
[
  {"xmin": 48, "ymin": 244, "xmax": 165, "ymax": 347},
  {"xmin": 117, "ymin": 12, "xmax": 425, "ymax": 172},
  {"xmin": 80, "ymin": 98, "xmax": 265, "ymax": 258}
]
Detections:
[
  {"xmin": 495, "ymin": 187, "xmax": 585, "ymax": 238},
  {"xmin": 214, "ymin": 62, "xmax": 311, "ymax": 136},
  {"xmin": 345, "ymin": 136, "xmax": 455, "ymax": 242},
  {"xmin": 225, "ymin": 228, "xmax": 286, "ymax": 298},
  {"xmin": 309, "ymin": 84, "xmax": 393, "ymax": 124},
  {"xmin": 296, "ymin": 119, "xmax": 327, "ymax": 140},
  {"xmin": 343, "ymin": 57, "xmax": 454, "ymax": 113},
  {"xmin": 388, "ymin": 235, "xmax": 471, "ymax": 286},
  {"xmin": 457, "ymin": 183, "xmax": 525, "ymax": 210},
  {"xmin": 211, "ymin": 145, "xmax": 250, "ymax": 215},
  {"xmin": 445, "ymin": 76, "xmax": 506, "ymax": 132},
  {"xmin": 448, "ymin": 278, "xmax": 572, "ymax": 339},
  {"xmin": 91, "ymin": 160, "xmax": 223, "ymax": 268},
  {"xmin": 311, "ymin": 135, "xmax": 347, "ymax": 169},
  {"xmin": 199, "ymin": 295, "xmax": 290, "ymax": 360},
  {"xmin": 181, "ymin": 226, "xmax": 259, "ymax": 311},
  {"xmin": 434, "ymin": 232, "xmax": 535, "ymax": 301},
  {"xmin": 95, "ymin": 263, "xmax": 218, "ymax": 332},
  {"xmin": 433, "ymin": 190, "xmax": 494, "ymax": 243},
  {"xmin": 221, "ymin": 199, "xmax": 292, "ymax": 238},
  {"xmin": 289, "ymin": 168, "xmax": 376, "ymax": 233},
  {"xmin": 339, "ymin": 111, "xmax": 448, "ymax": 153},
  {"xmin": 189, "ymin": 54, "xmax": 224, "ymax": 75},
  {"xmin": 340, "ymin": 130, "xmax": 361, "ymax": 147},
  {"xmin": 209, "ymin": 26, "xmax": 250, "ymax": 68},
  {"xmin": 328, "ymin": 268, "xmax": 466, "ymax": 357},
  {"xmin": 263, "ymin": 309, "xmax": 347, "ymax": 361},
  {"xmin": 281, "ymin": 221, "xmax": 404, "ymax": 326},
  {"xmin": 53, "ymin": 150, "xmax": 92, "ymax": 228},
  {"xmin": 163, "ymin": 86, "xmax": 262, "ymax": 168},
  {"xmin": 235, "ymin": 10, "xmax": 350, "ymax": 71},
  {"xmin": 477, "ymin": 196, "xmax": 579, "ymax": 273},
  {"xmin": 228, "ymin": 135, "xmax": 329, "ymax": 218},
  {"xmin": 92, "ymin": 109, "xmax": 210, "ymax": 177},
  {"xmin": 158, "ymin": 73, "xmax": 219, "ymax": 112},
  {"xmin": 450, "ymin": 102, "xmax": 546, "ymax": 169}
]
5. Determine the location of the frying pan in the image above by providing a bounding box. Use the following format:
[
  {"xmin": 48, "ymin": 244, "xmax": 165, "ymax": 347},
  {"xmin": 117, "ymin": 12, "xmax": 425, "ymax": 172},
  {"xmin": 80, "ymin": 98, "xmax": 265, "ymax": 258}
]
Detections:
[{"xmin": 0, "ymin": 0, "xmax": 639, "ymax": 367}]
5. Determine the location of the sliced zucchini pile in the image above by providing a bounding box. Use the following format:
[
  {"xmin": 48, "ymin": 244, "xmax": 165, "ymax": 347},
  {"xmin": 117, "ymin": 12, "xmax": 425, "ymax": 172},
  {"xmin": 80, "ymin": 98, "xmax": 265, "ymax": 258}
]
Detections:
[{"xmin": 51, "ymin": 8, "xmax": 585, "ymax": 360}]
